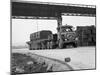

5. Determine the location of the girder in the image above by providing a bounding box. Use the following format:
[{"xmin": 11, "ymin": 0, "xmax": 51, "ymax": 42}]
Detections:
[{"xmin": 12, "ymin": 0, "xmax": 96, "ymax": 18}]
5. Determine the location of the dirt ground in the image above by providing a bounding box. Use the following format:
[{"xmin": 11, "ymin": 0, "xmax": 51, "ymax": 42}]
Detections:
[
  {"xmin": 12, "ymin": 53, "xmax": 49, "ymax": 74},
  {"xmin": 12, "ymin": 51, "xmax": 73, "ymax": 74},
  {"xmin": 12, "ymin": 46, "xmax": 96, "ymax": 71}
]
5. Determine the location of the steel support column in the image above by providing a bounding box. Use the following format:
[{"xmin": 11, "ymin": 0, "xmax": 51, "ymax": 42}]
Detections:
[{"xmin": 56, "ymin": 13, "xmax": 63, "ymax": 48}]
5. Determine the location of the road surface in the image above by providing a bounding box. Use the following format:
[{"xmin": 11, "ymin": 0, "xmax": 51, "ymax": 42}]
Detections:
[{"xmin": 12, "ymin": 47, "xmax": 96, "ymax": 70}]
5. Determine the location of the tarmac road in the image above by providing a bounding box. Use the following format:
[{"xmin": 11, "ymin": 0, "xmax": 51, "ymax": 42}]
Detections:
[{"xmin": 12, "ymin": 46, "xmax": 96, "ymax": 70}]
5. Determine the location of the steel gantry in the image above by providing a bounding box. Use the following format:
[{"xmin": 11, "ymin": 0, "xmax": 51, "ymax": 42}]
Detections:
[{"xmin": 12, "ymin": 0, "xmax": 96, "ymax": 27}]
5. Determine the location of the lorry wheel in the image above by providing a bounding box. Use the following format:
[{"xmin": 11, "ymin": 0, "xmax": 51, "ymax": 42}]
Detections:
[
  {"xmin": 29, "ymin": 47, "xmax": 31, "ymax": 50},
  {"xmin": 63, "ymin": 43, "xmax": 66, "ymax": 48},
  {"xmin": 50, "ymin": 42, "xmax": 53, "ymax": 49},
  {"xmin": 59, "ymin": 40, "xmax": 63, "ymax": 49},
  {"xmin": 73, "ymin": 43, "xmax": 77, "ymax": 48},
  {"xmin": 47, "ymin": 42, "xmax": 50, "ymax": 49},
  {"xmin": 59, "ymin": 43, "xmax": 63, "ymax": 49}
]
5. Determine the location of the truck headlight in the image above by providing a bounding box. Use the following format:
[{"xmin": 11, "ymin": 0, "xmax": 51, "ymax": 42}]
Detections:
[{"xmin": 75, "ymin": 37, "xmax": 78, "ymax": 40}]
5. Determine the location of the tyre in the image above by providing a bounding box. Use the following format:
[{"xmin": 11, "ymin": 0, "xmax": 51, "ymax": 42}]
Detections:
[
  {"xmin": 73, "ymin": 42, "xmax": 77, "ymax": 48},
  {"xmin": 63, "ymin": 43, "xmax": 66, "ymax": 48},
  {"xmin": 29, "ymin": 48, "xmax": 32, "ymax": 50},
  {"xmin": 47, "ymin": 42, "xmax": 50, "ymax": 49},
  {"xmin": 50, "ymin": 41, "xmax": 53, "ymax": 49},
  {"xmin": 58, "ymin": 40, "xmax": 64, "ymax": 49}
]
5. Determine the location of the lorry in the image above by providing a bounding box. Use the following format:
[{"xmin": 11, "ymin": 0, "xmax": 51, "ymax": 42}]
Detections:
[
  {"xmin": 47, "ymin": 25, "xmax": 78, "ymax": 49},
  {"xmin": 26, "ymin": 25, "xmax": 78, "ymax": 50}
]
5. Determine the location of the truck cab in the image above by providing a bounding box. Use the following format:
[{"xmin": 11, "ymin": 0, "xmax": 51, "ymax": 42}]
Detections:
[{"xmin": 57, "ymin": 25, "xmax": 78, "ymax": 48}]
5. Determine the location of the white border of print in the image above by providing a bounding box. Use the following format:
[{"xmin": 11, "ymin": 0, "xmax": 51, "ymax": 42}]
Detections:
[{"xmin": 0, "ymin": 0, "xmax": 100, "ymax": 75}]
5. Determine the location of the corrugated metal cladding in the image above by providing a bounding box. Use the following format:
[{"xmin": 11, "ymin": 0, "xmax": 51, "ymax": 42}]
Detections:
[{"xmin": 12, "ymin": 1, "xmax": 96, "ymax": 17}]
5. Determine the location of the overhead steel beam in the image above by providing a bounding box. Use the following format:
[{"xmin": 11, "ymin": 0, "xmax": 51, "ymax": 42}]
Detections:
[
  {"xmin": 12, "ymin": 16, "xmax": 57, "ymax": 20},
  {"xmin": 12, "ymin": 1, "xmax": 96, "ymax": 17},
  {"xmin": 62, "ymin": 13, "xmax": 96, "ymax": 17},
  {"xmin": 12, "ymin": 13, "xmax": 95, "ymax": 20}
]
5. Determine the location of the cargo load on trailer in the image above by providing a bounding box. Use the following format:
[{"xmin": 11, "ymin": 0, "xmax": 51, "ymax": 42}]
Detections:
[
  {"xmin": 27, "ymin": 30, "xmax": 52, "ymax": 50},
  {"xmin": 76, "ymin": 25, "xmax": 96, "ymax": 46}
]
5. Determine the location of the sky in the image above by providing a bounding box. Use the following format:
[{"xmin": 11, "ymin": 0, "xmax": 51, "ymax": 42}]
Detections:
[{"xmin": 12, "ymin": 16, "xmax": 95, "ymax": 46}]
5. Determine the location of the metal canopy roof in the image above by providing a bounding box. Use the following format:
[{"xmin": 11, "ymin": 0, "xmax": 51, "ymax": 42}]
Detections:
[{"xmin": 12, "ymin": 0, "xmax": 96, "ymax": 17}]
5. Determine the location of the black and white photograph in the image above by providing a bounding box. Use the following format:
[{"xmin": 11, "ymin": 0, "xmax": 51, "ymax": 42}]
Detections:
[{"xmin": 11, "ymin": 0, "xmax": 96, "ymax": 75}]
